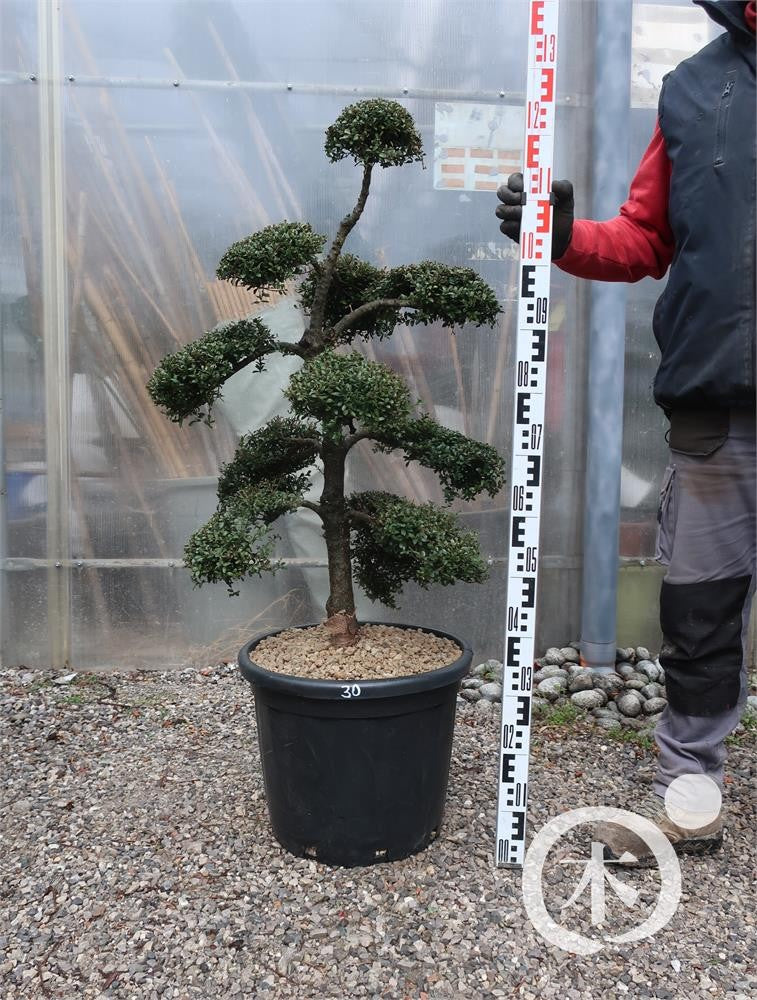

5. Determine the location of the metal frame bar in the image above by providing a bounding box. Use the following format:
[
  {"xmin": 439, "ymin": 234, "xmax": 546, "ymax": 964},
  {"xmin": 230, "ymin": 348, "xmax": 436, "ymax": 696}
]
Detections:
[
  {"xmin": 4, "ymin": 554, "xmax": 661, "ymax": 571},
  {"xmin": 0, "ymin": 70, "xmax": 582, "ymax": 107},
  {"xmin": 38, "ymin": 0, "xmax": 71, "ymax": 668}
]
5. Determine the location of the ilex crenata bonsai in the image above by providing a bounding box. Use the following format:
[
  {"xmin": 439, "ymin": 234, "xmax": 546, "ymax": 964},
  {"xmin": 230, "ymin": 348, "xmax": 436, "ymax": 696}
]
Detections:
[{"xmin": 147, "ymin": 99, "xmax": 506, "ymax": 646}]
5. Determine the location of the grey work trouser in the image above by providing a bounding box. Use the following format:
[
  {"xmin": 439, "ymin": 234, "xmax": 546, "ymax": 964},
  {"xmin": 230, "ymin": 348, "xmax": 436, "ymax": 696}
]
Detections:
[{"xmin": 652, "ymin": 408, "xmax": 756, "ymax": 797}]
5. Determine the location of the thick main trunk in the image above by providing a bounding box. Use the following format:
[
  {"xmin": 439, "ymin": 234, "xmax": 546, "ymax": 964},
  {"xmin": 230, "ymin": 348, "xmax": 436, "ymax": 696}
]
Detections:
[{"xmin": 320, "ymin": 441, "xmax": 359, "ymax": 645}]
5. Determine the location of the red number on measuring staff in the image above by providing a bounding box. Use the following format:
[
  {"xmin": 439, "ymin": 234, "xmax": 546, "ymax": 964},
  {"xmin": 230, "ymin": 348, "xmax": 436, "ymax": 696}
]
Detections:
[
  {"xmin": 535, "ymin": 33, "xmax": 557, "ymax": 63},
  {"xmin": 535, "ymin": 199, "xmax": 551, "ymax": 233},
  {"xmin": 526, "ymin": 134, "xmax": 541, "ymax": 168},
  {"xmin": 527, "ymin": 100, "xmax": 544, "ymax": 130},
  {"xmin": 530, "ymin": 0, "xmax": 545, "ymax": 35},
  {"xmin": 529, "ymin": 166, "xmax": 552, "ymax": 196},
  {"xmin": 539, "ymin": 68, "xmax": 554, "ymax": 103}
]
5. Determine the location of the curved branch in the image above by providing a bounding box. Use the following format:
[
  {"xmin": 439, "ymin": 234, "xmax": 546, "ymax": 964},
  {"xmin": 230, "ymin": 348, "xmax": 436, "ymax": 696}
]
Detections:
[
  {"xmin": 306, "ymin": 163, "xmax": 373, "ymax": 343},
  {"xmin": 330, "ymin": 298, "xmax": 409, "ymax": 341},
  {"xmin": 300, "ymin": 499, "xmax": 324, "ymax": 518},
  {"xmin": 344, "ymin": 430, "xmax": 375, "ymax": 451},
  {"xmin": 348, "ymin": 509, "xmax": 376, "ymax": 528},
  {"xmin": 226, "ymin": 339, "xmax": 305, "ymax": 380},
  {"xmin": 290, "ymin": 437, "xmax": 324, "ymax": 455}
]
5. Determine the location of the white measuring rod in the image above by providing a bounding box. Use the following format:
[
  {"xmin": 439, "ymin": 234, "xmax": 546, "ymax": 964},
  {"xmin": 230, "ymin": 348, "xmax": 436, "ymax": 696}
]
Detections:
[{"xmin": 496, "ymin": 0, "xmax": 560, "ymax": 868}]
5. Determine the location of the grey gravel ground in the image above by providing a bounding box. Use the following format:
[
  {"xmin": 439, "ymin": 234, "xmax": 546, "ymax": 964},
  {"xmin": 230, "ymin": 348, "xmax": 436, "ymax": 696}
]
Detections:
[{"xmin": 1, "ymin": 663, "xmax": 755, "ymax": 1000}]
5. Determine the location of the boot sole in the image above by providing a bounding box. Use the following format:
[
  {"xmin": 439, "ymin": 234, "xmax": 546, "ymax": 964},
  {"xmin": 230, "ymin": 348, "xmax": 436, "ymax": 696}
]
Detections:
[{"xmin": 602, "ymin": 833, "xmax": 723, "ymax": 868}]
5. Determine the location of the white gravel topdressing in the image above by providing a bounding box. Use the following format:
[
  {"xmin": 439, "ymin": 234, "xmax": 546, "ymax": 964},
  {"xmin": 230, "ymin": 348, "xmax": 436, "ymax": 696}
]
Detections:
[{"xmin": 1, "ymin": 663, "xmax": 755, "ymax": 1000}]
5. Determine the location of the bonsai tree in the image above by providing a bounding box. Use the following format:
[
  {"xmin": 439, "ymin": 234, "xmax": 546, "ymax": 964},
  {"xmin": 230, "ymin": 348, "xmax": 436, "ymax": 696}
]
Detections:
[{"xmin": 147, "ymin": 99, "xmax": 505, "ymax": 647}]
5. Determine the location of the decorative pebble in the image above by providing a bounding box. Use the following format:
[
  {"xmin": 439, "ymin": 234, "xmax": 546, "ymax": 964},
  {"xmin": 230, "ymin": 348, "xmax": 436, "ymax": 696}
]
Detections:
[
  {"xmin": 461, "ymin": 678, "xmax": 484, "ymax": 690},
  {"xmin": 534, "ymin": 664, "xmax": 567, "ymax": 683},
  {"xmin": 640, "ymin": 683, "xmax": 663, "ymax": 700},
  {"xmin": 636, "ymin": 659, "xmax": 661, "ymax": 682},
  {"xmin": 479, "ymin": 682, "xmax": 503, "ymax": 702},
  {"xmin": 636, "ymin": 646, "xmax": 651, "ymax": 661},
  {"xmin": 559, "ymin": 647, "xmax": 581, "ymax": 664},
  {"xmin": 592, "ymin": 707, "xmax": 615, "ymax": 719},
  {"xmin": 570, "ymin": 690, "xmax": 607, "ymax": 710},
  {"xmin": 484, "ymin": 660, "xmax": 504, "ymax": 682},
  {"xmin": 594, "ymin": 673, "xmax": 625, "ymax": 696},
  {"xmin": 543, "ymin": 648, "xmax": 567, "ymax": 667},
  {"xmin": 624, "ymin": 679, "xmax": 647, "ymax": 693},
  {"xmin": 460, "ymin": 688, "xmax": 482, "ymax": 703},
  {"xmin": 616, "ymin": 692, "xmax": 643, "ymax": 718},
  {"xmin": 568, "ymin": 671, "xmax": 595, "ymax": 694},
  {"xmin": 537, "ymin": 675, "xmax": 568, "ymax": 701},
  {"xmin": 643, "ymin": 697, "xmax": 668, "ymax": 715},
  {"xmin": 616, "ymin": 662, "xmax": 635, "ymax": 679}
]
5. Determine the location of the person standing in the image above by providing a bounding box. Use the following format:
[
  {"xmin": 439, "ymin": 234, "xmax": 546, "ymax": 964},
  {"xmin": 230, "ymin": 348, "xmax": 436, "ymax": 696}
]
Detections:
[{"xmin": 496, "ymin": 0, "xmax": 755, "ymax": 861}]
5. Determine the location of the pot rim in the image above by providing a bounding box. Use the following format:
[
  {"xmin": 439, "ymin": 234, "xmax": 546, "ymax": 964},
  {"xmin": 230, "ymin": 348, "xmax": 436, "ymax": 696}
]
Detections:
[{"xmin": 238, "ymin": 620, "xmax": 473, "ymax": 700}]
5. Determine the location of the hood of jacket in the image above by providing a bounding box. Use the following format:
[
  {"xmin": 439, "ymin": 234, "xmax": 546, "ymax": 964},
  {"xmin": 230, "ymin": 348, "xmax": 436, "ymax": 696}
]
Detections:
[{"xmin": 694, "ymin": 1, "xmax": 755, "ymax": 43}]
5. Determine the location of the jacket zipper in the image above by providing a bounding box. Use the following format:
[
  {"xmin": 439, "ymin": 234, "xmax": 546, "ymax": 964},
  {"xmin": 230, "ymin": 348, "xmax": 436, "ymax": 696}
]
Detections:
[{"xmin": 714, "ymin": 75, "xmax": 736, "ymax": 167}]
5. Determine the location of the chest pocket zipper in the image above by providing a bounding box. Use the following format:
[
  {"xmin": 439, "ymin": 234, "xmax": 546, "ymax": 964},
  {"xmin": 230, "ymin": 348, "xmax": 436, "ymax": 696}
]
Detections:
[{"xmin": 714, "ymin": 74, "xmax": 736, "ymax": 167}]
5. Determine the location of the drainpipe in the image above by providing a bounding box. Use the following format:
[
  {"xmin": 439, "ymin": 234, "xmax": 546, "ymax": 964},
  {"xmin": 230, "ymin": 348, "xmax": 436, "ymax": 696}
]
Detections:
[{"xmin": 579, "ymin": 0, "xmax": 633, "ymax": 673}]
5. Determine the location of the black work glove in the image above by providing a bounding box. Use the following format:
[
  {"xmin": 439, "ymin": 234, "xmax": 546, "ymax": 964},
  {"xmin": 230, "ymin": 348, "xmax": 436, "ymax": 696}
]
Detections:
[{"xmin": 495, "ymin": 173, "xmax": 575, "ymax": 260}]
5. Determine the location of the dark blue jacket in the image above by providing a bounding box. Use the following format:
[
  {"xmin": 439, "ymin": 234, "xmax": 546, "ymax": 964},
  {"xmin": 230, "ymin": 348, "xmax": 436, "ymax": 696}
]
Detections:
[{"xmin": 653, "ymin": 0, "xmax": 755, "ymax": 412}]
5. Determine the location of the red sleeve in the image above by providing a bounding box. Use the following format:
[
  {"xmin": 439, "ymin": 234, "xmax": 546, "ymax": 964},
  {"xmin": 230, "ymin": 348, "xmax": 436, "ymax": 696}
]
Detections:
[{"xmin": 555, "ymin": 120, "xmax": 675, "ymax": 283}]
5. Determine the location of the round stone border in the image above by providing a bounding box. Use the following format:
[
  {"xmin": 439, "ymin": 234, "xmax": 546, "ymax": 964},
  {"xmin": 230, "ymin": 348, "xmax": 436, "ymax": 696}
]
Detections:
[{"xmin": 460, "ymin": 642, "xmax": 757, "ymax": 733}]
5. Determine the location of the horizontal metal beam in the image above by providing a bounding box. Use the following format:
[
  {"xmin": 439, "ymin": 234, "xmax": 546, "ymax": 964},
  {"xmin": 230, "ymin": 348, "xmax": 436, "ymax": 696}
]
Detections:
[
  {"xmin": 0, "ymin": 70, "xmax": 581, "ymax": 106},
  {"xmin": 2, "ymin": 553, "xmax": 659, "ymax": 571},
  {"xmin": 1, "ymin": 557, "xmax": 330, "ymax": 570}
]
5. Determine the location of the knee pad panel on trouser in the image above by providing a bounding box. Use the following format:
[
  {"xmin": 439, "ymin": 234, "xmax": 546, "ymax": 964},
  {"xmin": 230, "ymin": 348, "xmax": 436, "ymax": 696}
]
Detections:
[{"xmin": 659, "ymin": 576, "xmax": 750, "ymax": 717}]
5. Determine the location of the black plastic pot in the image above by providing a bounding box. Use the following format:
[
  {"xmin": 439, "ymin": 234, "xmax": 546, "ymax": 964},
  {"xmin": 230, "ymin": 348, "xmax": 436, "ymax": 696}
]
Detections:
[{"xmin": 238, "ymin": 622, "xmax": 472, "ymax": 867}]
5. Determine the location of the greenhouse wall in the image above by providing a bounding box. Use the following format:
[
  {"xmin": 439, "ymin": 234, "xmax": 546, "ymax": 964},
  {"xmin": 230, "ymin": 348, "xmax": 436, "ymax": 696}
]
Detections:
[{"xmin": 1, "ymin": 0, "xmax": 745, "ymax": 670}]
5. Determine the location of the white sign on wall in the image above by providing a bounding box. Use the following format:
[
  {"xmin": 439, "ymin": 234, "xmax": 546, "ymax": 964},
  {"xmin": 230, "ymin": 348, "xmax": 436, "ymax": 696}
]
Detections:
[
  {"xmin": 631, "ymin": 2, "xmax": 714, "ymax": 109},
  {"xmin": 433, "ymin": 102, "xmax": 524, "ymax": 193}
]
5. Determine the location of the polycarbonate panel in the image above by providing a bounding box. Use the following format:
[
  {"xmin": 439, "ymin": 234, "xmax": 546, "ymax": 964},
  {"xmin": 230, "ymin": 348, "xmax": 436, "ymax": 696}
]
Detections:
[
  {"xmin": 1, "ymin": 0, "xmax": 50, "ymax": 667},
  {"xmin": 7, "ymin": 0, "xmax": 691, "ymax": 670},
  {"xmin": 69, "ymin": 564, "xmax": 331, "ymax": 670}
]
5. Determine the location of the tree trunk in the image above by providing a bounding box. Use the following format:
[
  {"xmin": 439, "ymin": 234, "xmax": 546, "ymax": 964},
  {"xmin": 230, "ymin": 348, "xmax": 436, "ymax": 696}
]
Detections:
[{"xmin": 320, "ymin": 440, "xmax": 359, "ymax": 645}]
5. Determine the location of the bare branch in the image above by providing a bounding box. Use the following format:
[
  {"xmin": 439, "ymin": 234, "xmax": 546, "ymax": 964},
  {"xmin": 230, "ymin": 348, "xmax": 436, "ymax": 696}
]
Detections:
[
  {"xmin": 288, "ymin": 436, "xmax": 324, "ymax": 458},
  {"xmin": 348, "ymin": 509, "xmax": 376, "ymax": 528},
  {"xmin": 344, "ymin": 430, "xmax": 375, "ymax": 450},
  {"xmin": 330, "ymin": 298, "xmax": 409, "ymax": 341},
  {"xmin": 305, "ymin": 163, "xmax": 373, "ymax": 344},
  {"xmin": 225, "ymin": 339, "xmax": 305, "ymax": 381},
  {"xmin": 300, "ymin": 500, "xmax": 324, "ymax": 517}
]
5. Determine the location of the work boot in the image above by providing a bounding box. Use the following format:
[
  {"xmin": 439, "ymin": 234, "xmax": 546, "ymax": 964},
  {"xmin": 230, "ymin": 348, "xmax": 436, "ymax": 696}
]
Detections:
[{"xmin": 595, "ymin": 795, "xmax": 723, "ymax": 866}]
